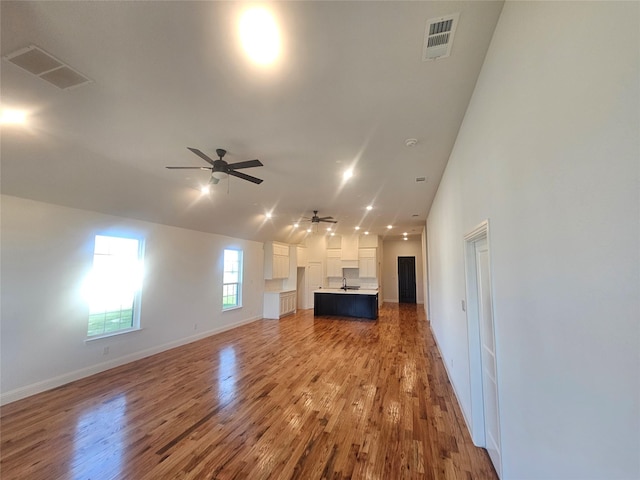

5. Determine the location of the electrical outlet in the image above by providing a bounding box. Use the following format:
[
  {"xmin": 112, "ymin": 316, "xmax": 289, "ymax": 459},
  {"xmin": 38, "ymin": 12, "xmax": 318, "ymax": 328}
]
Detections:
[{"xmin": 103, "ymin": 346, "xmax": 109, "ymax": 355}]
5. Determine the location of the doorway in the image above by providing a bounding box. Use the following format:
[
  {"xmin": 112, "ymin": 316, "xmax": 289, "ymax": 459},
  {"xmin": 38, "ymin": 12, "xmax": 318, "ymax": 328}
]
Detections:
[
  {"xmin": 398, "ymin": 256, "xmax": 416, "ymax": 303},
  {"xmin": 306, "ymin": 262, "xmax": 322, "ymax": 309},
  {"xmin": 296, "ymin": 267, "xmax": 306, "ymax": 310},
  {"xmin": 464, "ymin": 220, "xmax": 502, "ymax": 477}
]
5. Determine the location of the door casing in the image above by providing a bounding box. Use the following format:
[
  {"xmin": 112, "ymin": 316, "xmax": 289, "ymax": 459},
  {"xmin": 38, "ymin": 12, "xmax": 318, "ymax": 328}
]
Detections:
[
  {"xmin": 464, "ymin": 220, "xmax": 502, "ymax": 477},
  {"xmin": 398, "ymin": 256, "xmax": 417, "ymax": 303}
]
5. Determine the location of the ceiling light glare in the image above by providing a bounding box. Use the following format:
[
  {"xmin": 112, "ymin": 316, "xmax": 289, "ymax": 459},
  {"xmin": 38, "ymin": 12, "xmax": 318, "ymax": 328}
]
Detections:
[
  {"xmin": 307, "ymin": 228, "xmax": 312, "ymax": 233},
  {"xmin": 330, "ymin": 233, "xmax": 335, "ymax": 236},
  {"xmin": 366, "ymin": 205, "xmax": 373, "ymax": 211},
  {"xmin": 387, "ymin": 225, "xmax": 393, "ymax": 229},
  {"xmin": 0, "ymin": 108, "xmax": 27, "ymax": 125},
  {"xmin": 403, "ymin": 232, "xmax": 408, "ymax": 236},
  {"xmin": 200, "ymin": 185, "xmax": 210, "ymax": 194},
  {"xmin": 403, "ymin": 237, "xmax": 408, "ymax": 241},
  {"xmin": 293, "ymin": 223, "xmax": 299, "ymax": 228},
  {"xmin": 343, "ymin": 169, "xmax": 353, "ymax": 181},
  {"xmin": 266, "ymin": 212, "xmax": 272, "ymax": 219},
  {"xmin": 355, "ymin": 226, "xmax": 360, "ymax": 230},
  {"xmin": 364, "ymin": 231, "xmax": 369, "ymax": 235},
  {"xmin": 239, "ymin": 8, "xmax": 280, "ymax": 65},
  {"xmin": 326, "ymin": 227, "xmax": 332, "ymax": 231}
]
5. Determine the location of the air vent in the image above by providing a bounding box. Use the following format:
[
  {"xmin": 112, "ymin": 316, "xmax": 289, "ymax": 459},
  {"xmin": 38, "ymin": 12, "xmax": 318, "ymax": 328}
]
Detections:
[
  {"xmin": 422, "ymin": 13, "xmax": 459, "ymax": 61},
  {"xmin": 3, "ymin": 45, "xmax": 92, "ymax": 90},
  {"xmin": 415, "ymin": 177, "xmax": 427, "ymax": 183}
]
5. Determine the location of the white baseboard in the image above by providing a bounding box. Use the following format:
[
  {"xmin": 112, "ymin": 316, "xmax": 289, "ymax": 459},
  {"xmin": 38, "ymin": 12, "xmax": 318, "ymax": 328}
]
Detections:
[
  {"xmin": 0, "ymin": 315, "xmax": 261, "ymax": 406},
  {"xmin": 427, "ymin": 322, "xmax": 474, "ymax": 439}
]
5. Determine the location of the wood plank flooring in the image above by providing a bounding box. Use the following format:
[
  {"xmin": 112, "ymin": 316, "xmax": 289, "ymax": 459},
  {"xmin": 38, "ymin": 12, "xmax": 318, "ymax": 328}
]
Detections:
[{"xmin": 1, "ymin": 304, "xmax": 497, "ymax": 480}]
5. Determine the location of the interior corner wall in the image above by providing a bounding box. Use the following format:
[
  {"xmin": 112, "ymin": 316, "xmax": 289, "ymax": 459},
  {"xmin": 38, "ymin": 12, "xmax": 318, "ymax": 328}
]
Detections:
[
  {"xmin": 426, "ymin": 2, "xmax": 639, "ymax": 479},
  {"xmin": 381, "ymin": 238, "xmax": 424, "ymax": 304},
  {"xmin": 0, "ymin": 195, "xmax": 265, "ymax": 404},
  {"xmin": 421, "ymin": 226, "xmax": 428, "ymax": 318}
]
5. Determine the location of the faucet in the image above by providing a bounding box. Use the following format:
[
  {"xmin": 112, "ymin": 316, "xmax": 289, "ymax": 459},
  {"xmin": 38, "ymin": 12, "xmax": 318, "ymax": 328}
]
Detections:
[{"xmin": 342, "ymin": 277, "xmax": 347, "ymax": 290}]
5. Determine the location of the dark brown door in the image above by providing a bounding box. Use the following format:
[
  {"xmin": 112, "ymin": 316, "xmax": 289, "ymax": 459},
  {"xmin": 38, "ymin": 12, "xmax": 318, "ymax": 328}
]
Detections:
[{"xmin": 398, "ymin": 256, "xmax": 416, "ymax": 303}]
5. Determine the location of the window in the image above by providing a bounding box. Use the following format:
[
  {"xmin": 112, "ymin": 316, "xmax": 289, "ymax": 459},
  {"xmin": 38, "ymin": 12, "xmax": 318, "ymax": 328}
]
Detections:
[
  {"xmin": 223, "ymin": 249, "xmax": 242, "ymax": 310},
  {"xmin": 86, "ymin": 235, "xmax": 143, "ymax": 337}
]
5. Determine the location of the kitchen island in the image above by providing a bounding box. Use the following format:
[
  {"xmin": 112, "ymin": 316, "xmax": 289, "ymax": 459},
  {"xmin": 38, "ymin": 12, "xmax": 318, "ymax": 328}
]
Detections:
[{"xmin": 314, "ymin": 289, "xmax": 378, "ymax": 320}]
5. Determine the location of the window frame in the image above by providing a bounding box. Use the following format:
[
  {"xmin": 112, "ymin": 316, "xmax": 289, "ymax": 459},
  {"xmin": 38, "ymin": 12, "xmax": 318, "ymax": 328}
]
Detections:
[
  {"xmin": 222, "ymin": 248, "xmax": 243, "ymax": 311},
  {"xmin": 86, "ymin": 234, "xmax": 144, "ymax": 340}
]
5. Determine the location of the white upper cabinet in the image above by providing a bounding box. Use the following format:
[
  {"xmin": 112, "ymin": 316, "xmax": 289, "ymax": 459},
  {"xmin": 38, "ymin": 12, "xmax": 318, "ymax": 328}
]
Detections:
[
  {"xmin": 341, "ymin": 234, "xmax": 359, "ymax": 266},
  {"xmin": 296, "ymin": 246, "xmax": 308, "ymax": 267},
  {"xmin": 359, "ymin": 248, "xmax": 377, "ymax": 278},
  {"xmin": 358, "ymin": 234, "xmax": 379, "ymax": 248},
  {"xmin": 264, "ymin": 241, "xmax": 290, "ymax": 279},
  {"xmin": 326, "ymin": 249, "xmax": 342, "ymax": 277}
]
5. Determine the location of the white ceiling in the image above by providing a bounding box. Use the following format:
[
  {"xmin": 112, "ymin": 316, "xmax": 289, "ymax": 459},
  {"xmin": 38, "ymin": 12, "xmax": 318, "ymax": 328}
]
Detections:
[{"xmin": 1, "ymin": 1, "xmax": 503, "ymax": 243}]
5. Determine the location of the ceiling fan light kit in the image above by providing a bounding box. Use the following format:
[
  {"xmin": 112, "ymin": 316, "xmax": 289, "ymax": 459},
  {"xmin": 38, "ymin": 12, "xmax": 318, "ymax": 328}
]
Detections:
[{"xmin": 166, "ymin": 147, "xmax": 264, "ymax": 186}]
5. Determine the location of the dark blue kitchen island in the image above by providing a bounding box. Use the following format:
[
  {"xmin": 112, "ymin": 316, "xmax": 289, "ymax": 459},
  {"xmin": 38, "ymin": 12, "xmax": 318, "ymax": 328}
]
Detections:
[{"xmin": 313, "ymin": 289, "xmax": 379, "ymax": 320}]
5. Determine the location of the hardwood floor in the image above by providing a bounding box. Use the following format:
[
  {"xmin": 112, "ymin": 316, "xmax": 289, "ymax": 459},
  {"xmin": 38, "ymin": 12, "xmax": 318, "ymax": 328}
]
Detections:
[{"xmin": 1, "ymin": 304, "xmax": 497, "ymax": 480}]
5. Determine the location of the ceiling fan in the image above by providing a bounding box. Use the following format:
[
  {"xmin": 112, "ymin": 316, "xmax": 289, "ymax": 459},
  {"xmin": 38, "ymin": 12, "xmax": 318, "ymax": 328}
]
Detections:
[
  {"xmin": 304, "ymin": 210, "xmax": 337, "ymax": 224},
  {"xmin": 166, "ymin": 148, "xmax": 264, "ymax": 185}
]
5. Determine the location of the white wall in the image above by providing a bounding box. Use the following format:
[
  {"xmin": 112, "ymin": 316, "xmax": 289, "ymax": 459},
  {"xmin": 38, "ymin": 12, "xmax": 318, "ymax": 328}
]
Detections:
[
  {"xmin": 427, "ymin": 2, "xmax": 640, "ymax": 478},
  {"xmin": 381, "ymin": 238, "xmax": 424, "ymax": 304},
  {"xmin": 0, "ymin": 195, "xmax": 264, "ymax": 404},
  {"xmin": 421, "ymin": 226, "xmax": 428, "ymax": 317}
]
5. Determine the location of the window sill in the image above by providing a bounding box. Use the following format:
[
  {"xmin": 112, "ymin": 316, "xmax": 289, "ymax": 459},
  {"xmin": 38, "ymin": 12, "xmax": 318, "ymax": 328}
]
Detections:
[
  {"xmin": 222, "ymin": 305, "xmax": 243, "ymax": 312},
  {"xmin": 85, "ymin": 327, "xmax": 142, "ymax": 342}
]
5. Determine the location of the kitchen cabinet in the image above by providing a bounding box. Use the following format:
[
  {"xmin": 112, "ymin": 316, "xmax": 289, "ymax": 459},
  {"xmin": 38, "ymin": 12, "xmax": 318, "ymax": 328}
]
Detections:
[
  {"xmin": 264, "ymin": 242, "xmax": 290, "ymax": 279},
  {"xmin": 359, "ymin": 234, "xmax": 379, "ymax": 248},
  {"xmin": 359, "ymin": 248, "xmax": 377, "ymax": 278},
  {"xmin": 314, "ymin": 290, "xmax": 378, "ymax": 320},
  {"xmin": 296, "ymin": 246, "xmax": 307, "ymax": 267},
  {"xmin": 341, "ymin": 234, "xmax": 359, "ymax": 267},
  {"xmin": 264, "ymin": 290, "xmax": 296, "ymax": 319},
  {"xmin": 326, "ymin": 250, "xmax": 342, "ymax": 277}
]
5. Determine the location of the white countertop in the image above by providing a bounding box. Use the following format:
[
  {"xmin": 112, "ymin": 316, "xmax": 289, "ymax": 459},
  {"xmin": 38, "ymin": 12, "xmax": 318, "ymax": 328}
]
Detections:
[{"xmin": 314, "ymin": 288, "xmax": 378, "ymax": 295}]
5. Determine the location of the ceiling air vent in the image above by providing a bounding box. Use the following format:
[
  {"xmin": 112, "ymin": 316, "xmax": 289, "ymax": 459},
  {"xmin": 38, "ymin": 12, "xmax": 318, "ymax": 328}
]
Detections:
[
  {"xmin": 422, "ymin": 13, "xmax": 459, "ymax": 61},
  {"xmin": 415, "ymin": 177, "xmax": 427, "ymax": 183},
  {"xmin": 3, "ymin": 45, "xmax": 92, "ymax": 90}
]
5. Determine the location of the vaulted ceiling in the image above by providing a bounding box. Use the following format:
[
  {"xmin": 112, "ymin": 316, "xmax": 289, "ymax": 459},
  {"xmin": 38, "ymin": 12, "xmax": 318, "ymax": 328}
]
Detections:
[{"xmin": 1, "ymin": 1, "xmax": 503, "ymax": 243}]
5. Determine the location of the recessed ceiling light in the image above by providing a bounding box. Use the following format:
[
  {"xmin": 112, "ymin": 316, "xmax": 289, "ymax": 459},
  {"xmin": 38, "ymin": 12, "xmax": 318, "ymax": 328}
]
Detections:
[
  {"xmin": 387, "ymin": 225, "xmax": 393, "ymax": 229},
  {"xmin": 355, "ymin": 226, "xmax": 360, "ymax": 230},
  {"xmin": 330, "ymin": 232, "xmax": 335, "ymax": 236},
  {"xmin": 200, "ymin": 186, "xmax": 210, "ymax": 194},
  {"xmin": 405, "ymin": 138, "xmax": 418, "ymax": 147},
  {"xmin": 266, "ymin": 212, "xmax": 272, "ymax": 219},
  {"xmin": 366, "ymin": 205, "xmax": 373, "ymax": 211},
  {"xmin": 0, "ymin": 108, "xmax": 27, "ymax": 125},
  {"xmin": 403, "ymin": 237, "xmax": 408, "ymax": 241},
  {"xmin": 343, "ymin": 169, "xmax": 353, "ymax": 180},
  {"xmin": 293, "ymin": 223, "xmax": 299, "ymax": 228},
  {"xmin": 364, "ymin": 231, "xmax": 369, "ymax": 235},
  {"xmin": 307, "ymin": 228, "xmax": 312, "ymax": 233},
  {"xmin": 403, "ymin": 232, "xmax": 408, "ymax": 236},
  {"xmin": 239, "ymin": 8, "xmax": 280, "ymax": 65},
  {"xmin": 326, "ymin": 227, "xmax": 332, "ymax": 231}
]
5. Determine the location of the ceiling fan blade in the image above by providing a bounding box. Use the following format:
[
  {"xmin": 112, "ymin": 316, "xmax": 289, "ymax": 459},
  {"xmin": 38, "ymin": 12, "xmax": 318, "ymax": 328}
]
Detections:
[
  {"xmin": 228, "ymin": 170, "xmax": 263, "ymax": 184},
  {"xmin": 319, "ymin": 219, "xmax": 338, "ymax": 223},
  {"xmin": 317, "ymin": 216, "xmax": 334, "ymax": 220},
  {"xmin": 227, "ymin": 159, "xmax": 263, "ymax": 170},
  {"xmin": 187, "ymin": 147, "xmax": 216, "ymax": 166},
  {"xmin": 166, "ymin": 166, "xmax": 212, "ymax": 170}
]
